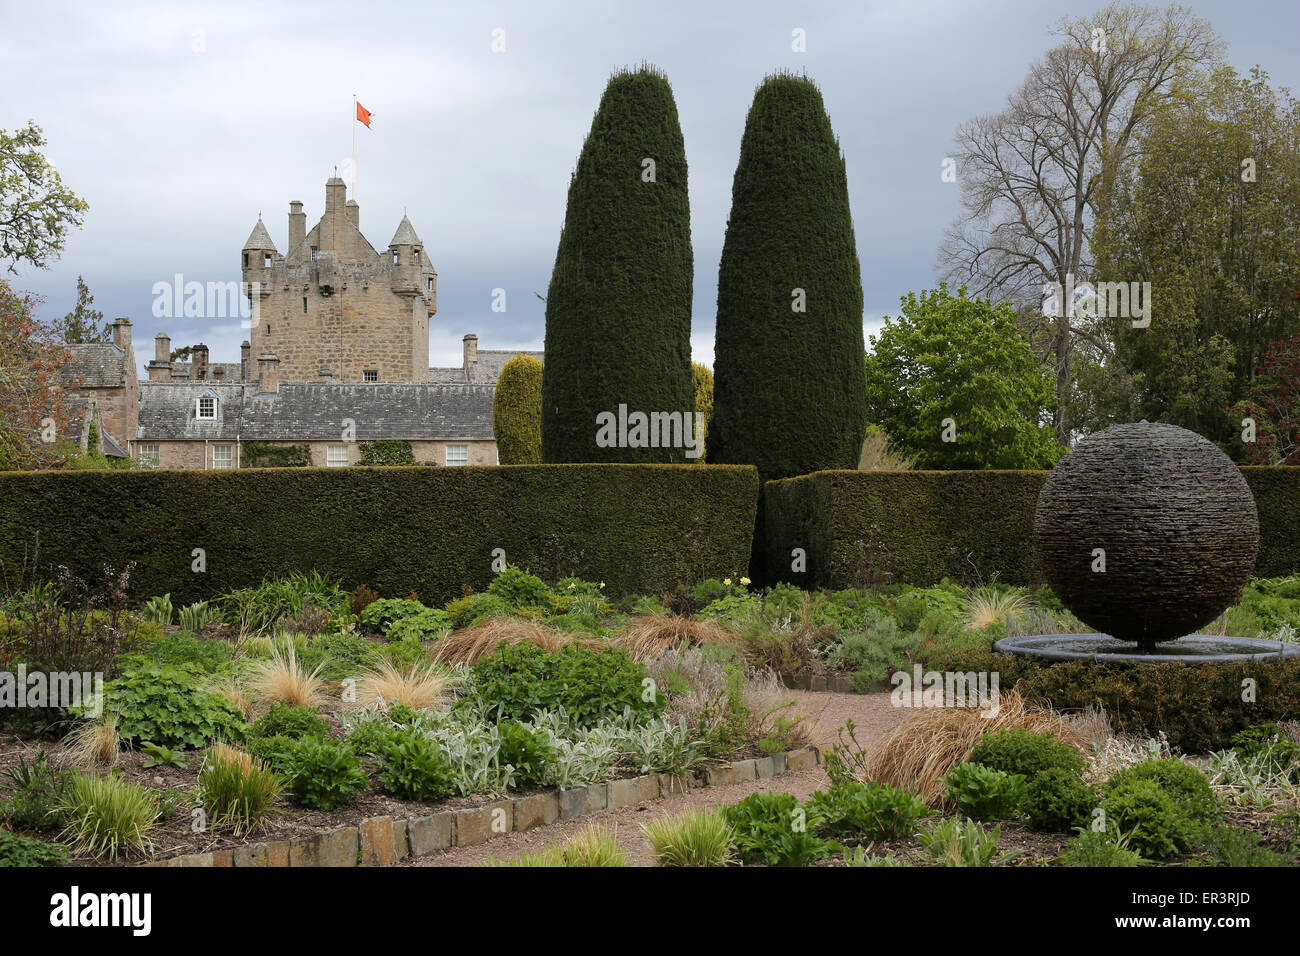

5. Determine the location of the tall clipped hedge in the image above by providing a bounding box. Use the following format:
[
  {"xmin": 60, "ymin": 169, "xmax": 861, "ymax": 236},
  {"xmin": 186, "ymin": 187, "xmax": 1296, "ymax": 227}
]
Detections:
[
  {"xmin": 493, "ymin": 354, "xmax": 543, "ymax": 464},
  {"xmin": 541, "ymin": 66, "xmax": 694, "ymax": 463},
  {"xmin": 0, "ymin": 465, "xmax": 758, "ymax": 606},
  {"xmin": 764, "ymin": 467, "xmax": 1300, "ymax": 588},
  {"xmin": 708, "ymin": 72, "xmax": 867, "ymax": 484}
]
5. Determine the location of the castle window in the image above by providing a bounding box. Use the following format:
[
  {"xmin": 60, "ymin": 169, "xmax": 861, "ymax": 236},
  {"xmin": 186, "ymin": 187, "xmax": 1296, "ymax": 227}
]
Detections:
[
  {"xmin": 303, "ymin": 297, "xmax": 308, "ymax": 313},
  {"xmin": 196, "ymin": 396, "xmax": 217, "ymax": 420},
  {"xmin": 326, "ymin": 444, "xmax": 349, "ymax": 467},
  {"xmin": 427, "ymin": 277, "xmax": 434, "ymax": 292},
  {"xmin": 392, "ymin": 250, "xmax": 399, "ymax": 265},
  {"xmin": 445, "ymin": 444, "xmax": 468, "ymax": 467},
  {"xmin": 263, "ymin": 252, "xmax": 272, "ymax": 267},
  {"xmin": 414, "ymin": 248, "xmax": 421, "ymax": 263},
  {"xmin": 211, "ymin": 444, "xmax": 234, "ymax": 469},
  {"xmin": 363, "ymin": 370, "xmax": 378, "ymax": 382},
  {"xmin": 311, "ymin": 246, "xmax": 318, "ymax": 261},
  {"xmin": 243, "ymin": 253, "xmax": 249, "ymax": 268},
  {"xmin": 139, "ymin": 443, "xmax": 159, "ymax": 467}
]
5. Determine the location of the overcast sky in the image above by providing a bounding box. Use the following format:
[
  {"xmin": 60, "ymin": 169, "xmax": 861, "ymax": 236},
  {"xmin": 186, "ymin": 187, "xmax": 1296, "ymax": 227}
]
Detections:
[{"xmin": 3, "ymin": 0, "xmax": 1297, "ymax": 374}]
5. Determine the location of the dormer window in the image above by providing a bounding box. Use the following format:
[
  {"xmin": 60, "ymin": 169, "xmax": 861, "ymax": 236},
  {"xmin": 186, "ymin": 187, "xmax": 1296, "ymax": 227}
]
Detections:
[{"xmin": 196, "ymin": 395, "xmax": 217, "ymax": 420}]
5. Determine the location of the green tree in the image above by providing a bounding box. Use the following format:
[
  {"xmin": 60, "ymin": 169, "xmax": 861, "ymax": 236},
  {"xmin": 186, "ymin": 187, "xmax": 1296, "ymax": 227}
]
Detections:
[
  {"xmin": 58, "ymin": 275, "xmax": 106, "ymax": 343},
  {"xmin": 692, "ymin": 361, "xmax": 712, "ymax": 463},
  {"xmin": 708, "ymin": 72, "xmax": 866, "ymax": 482},
  {"xmin": 864, "ymin": 286, "xmax": 1065, "ymax": 469},
  {"xmin": 0, "ymin": 279, "xmax": 74, "ymax": 469},
  {"xmin": 540, "ymin": 66, "xmax": 694, "ymax": 463},
  {"xmin": 1096, "ymin": 65, "xmax": 1300, "ymax": 447},
  {"xmin": 493, "ymin": 354, "xmax": 543, "ymax": 464},
  {"xmin": 1229, "ymin": 333, "xmax": 1300, "ymax": 465},
  {"xmin": 1, "ymin": 121, "xmax": 88, "ymax": 273}
]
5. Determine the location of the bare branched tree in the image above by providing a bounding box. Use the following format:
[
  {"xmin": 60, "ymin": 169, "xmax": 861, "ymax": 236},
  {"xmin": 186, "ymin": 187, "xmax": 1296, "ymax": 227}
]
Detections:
[{"xmin": 938, "ymin": 3, "xmax": 1222, "ymax": 442}]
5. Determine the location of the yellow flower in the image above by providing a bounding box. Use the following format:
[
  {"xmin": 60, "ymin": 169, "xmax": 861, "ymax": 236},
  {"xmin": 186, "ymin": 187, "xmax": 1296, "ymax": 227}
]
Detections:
[
  {"xmin": 740, "ymin": 576, "xmax": 751, "ymax": 586},
  {"xmin": 723, "ymin": 578, "xmax": 732, "ymax": 587},
  {"xmin": 599, "ymin": 582, "xmax": 605, "ymax": 589}
]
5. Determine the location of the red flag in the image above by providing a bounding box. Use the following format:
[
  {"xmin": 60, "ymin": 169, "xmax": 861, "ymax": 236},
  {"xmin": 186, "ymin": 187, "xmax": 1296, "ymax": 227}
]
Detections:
[{"xmin": 356, "ymin": 101, "xmax": 372, "ymax": 128}]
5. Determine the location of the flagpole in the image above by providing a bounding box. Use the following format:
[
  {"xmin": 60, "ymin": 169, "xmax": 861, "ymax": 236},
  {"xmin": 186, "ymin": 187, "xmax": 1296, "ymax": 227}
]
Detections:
[{"xmin": 351, "ymin": 94, "xmax": 357, "ymax": 203}]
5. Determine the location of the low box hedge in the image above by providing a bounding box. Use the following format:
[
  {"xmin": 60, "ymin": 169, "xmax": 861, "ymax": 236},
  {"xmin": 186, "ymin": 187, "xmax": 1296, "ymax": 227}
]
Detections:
[
  {"xmin": 931, "ymin": 647, "xmax": 1300, "ymax": 753},
  {"xmin": 0, "ymin": 464, "xmax": 759, "ymax": 606},
  {"xmin": 764, "ymin": 467, "xmax": 1300, "ymax": 589}
]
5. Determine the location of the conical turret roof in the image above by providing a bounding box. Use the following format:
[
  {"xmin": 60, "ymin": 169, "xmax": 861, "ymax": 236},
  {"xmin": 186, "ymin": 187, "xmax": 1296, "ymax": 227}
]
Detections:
[
  {"xmin": 243, "ymin": 219, "xmax": 277, "ymax": 251},
  {"xmin": 389, "ymin": 215, "xmax": 421, "ymax": 247}
]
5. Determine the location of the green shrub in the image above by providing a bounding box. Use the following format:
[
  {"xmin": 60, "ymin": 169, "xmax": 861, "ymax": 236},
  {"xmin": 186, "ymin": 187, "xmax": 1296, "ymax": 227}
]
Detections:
[
  {"xmin": 251, "ymin": 703, "xmax": 329, "ymax": 741},
  {"xmin": 374, "ymin": 728, "xmax": 457, "ymax": 801},
  {"xmin": 240, "ymin": 442, "xmax": 310, "ymax": 468},
  {"xmin": 1100, "ymin": 777, "xmax": 1196, "ymax": 859},
  {"xmin": 827, "ymin": 617, "xmax": 916, "ymax": 688},
  {"xmin": 244, "ymin": 734, "xmax": 297, "ymax": 775},
  {"xmin": 472, "ymin": 642, "xmax": 660, "ymax": 727},
  {"xmin": 282, "ymin": 737, "xmax": 370, "ymax": 810},
  {"xmin": 941, "ymin": 762, "xmax": 1027, "ymax": 821},
  {"xmin": 723, "ymin": 792, "xmax": 835, "ymax": 867},
  {"xmin": 0, "ymin": 466, "xmax": 759, "ymax": 607},
  {"xmin": 300, "ymin": 631, "xmax": 380, "ymax": 681},
  {"xmin": 1057, "ymin": 829, "xmax": 1146, "ymax": 867},
  {"xmin": 0, "ymin": 830, "xmax": 70, "ymax": 867},
  {"xmin": 101, "ymin": 664, "xmax": 247, "ymax": 750},
  {"xmin": 359, "ymin": 598, "xmax": 427, "ymax": 634},
  {"xmin": 917, "ymin": 817, "xmax": 1009, "ymax": 866},
  {"xmin": 493, "ymin": 355, "xmax": 544, "ymax": 465},
  {"xmin": 968, "ymin": 727, "xmax": 1086, "ymax": 780},
  {"xmin": 198, "ymin": 743, "xmax": 282, "ymax": 834},
  {"xmin": 1024, "ymin": 767, "xmax": 1096, "ymax": 832},
  {"xmin": 643, "ymin": 809, "xmax": 733, "ymax": 867},
  {"xmin": 131, "ymin": 629, "xmax": 235, "ymax": 674},
  {"xmin": 805, "ymin": 782, "xmax": 929, "ymax": 840},
  {"xmin": 1199, "ymin": 825, "xmax": 1286, "ymax": 867},
  {"xmin": 358, "ymin": 440, "xmax": 416, "ymax": 466},
  {"xmin": 540, "ymin": 66, "xmax": 694, "ymax": 465},
  {"xmin": 1107, "ymin": 759, "xmax": 1217, "ymax": 823},
  {"xmin": 445, "ymin": 592, "xmax": 512, "ymax": 628},
  {"xmin": 497, "ymin": 720, "xmax": 555, "ymax": 789},
  {"xmin": 385, "ymin": 607, "xmax": 453, "ymax": 642},
  {"xmin": 1231, "ymin": 723, "xmax": 1300, "ymax": 776},
  {"xmin": 0, "ymin": 750, "xmax": 70, "ymax": 833},
  {"xmin": 487, "ymin": 567, "xmax": 553, "ymax": 609},
  {"xmin": 56, "ymin": 772, "xmax": 160, "ymax": 860}
]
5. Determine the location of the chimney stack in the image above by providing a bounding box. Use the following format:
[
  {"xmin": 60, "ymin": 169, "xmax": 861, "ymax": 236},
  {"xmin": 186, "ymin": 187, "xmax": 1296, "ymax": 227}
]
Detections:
[
  {"xmin": 345, "ymin": 199, "xmax": 359, "ymax": 230},
  {"xmin": 257, "ymin": 353, "xmax": 280, "ymax": 395},
  {"xmin": 463, "ymin": 333, "xmax": 478, "ymax": 370},
  {"xmin": 325, "ymin": 177, "xmax": 346, "ymax": 215},
  {"xmin": 289, "ymin": 201, "xmax": 305, "ymax": 254},
  {"xmin": 240, "ymin": 340, "xmax": 251, "ymax": 381},
  {"xmin": 149, "ymin": 332, "xmax": 173, "ymax": 382},
  {"xmin": 111, "ymin": 316, "xmax": 132, "ymax": 351},
  {"xmin": 192, "ymin": 343, "xmax": 209, "ymax": 381}
]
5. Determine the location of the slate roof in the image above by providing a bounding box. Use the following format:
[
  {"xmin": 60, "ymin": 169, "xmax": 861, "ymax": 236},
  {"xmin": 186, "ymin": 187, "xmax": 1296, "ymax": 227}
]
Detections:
[
  {"xmin": 58, "ymin": 343, "xmax": 128, "ymax": 388},
  {"xmin": 170, "ymin": 361, "xmax": 245, "ymax": 382},
  {"xmin": 429, "ymin": 349, "xmax": 543, "ymax": 385},
  {"xmin": 138, "ymin": 382, "xmax": 495, "ymax": 441},
  {"xmin": 389, "ymin": 215, "xmax": 421, "ymax": 247},
  {"xmin": 243, "ymin": 219, "xmax": 277, "ymax": 251}
]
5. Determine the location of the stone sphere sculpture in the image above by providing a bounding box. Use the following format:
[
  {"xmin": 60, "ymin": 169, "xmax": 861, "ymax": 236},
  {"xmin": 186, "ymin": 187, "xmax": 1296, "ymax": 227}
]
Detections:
[{"xmin": 1034, "ymin": 422, "xmax": 1259, "ymax": 648}]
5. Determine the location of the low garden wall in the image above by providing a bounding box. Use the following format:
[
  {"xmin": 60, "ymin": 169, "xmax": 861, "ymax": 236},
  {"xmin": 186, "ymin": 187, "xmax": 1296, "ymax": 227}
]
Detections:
[
  {"xmin": 0, "ymin": 464, "xmax": 759, "ymax": 605},
  {"xmin": 763, "ymin": 467, "xmax": 1300, "ymax": 589}
]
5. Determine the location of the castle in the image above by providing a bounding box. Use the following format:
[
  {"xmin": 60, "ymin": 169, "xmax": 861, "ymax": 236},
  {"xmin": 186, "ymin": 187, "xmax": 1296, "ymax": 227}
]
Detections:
[{"xmin": 59, "ymin": 178, "xmax": 542, "ymax": 469}]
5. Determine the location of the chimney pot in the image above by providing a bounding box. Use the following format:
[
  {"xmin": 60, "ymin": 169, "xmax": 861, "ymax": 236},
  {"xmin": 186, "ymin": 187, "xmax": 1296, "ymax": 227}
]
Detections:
[{"xmin": 463, "ymin": 333, "xmax": 478, "ymax": 368}]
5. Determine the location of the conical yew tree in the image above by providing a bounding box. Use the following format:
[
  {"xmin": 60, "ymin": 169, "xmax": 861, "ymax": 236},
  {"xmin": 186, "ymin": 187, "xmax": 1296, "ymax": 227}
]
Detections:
[
  {"xmin": 541, "ymin": 65, "xmax": 695, "ymax": 463},
  {"xmin": 708, "ymin": 72, "xmax": 866, "ymax": 482}
]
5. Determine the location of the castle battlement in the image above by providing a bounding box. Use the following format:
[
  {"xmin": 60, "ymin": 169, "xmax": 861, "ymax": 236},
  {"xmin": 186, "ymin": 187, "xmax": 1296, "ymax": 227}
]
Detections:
[{"xmin": 239, "ymin": 178, "xmax": 437, "ymax": 383}]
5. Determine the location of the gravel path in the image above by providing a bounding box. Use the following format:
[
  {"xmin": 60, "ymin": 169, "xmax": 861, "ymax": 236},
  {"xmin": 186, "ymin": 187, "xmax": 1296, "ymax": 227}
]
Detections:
[{"xmin": 401, "ymin": 690, "xmax": 904, "ymax": 867}]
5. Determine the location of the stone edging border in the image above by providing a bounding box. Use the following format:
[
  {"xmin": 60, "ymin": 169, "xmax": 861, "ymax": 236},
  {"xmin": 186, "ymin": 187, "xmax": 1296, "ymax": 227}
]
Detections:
[{"xmin": 138, "ymin": 746, "xmax": 823, "ymax": 867}]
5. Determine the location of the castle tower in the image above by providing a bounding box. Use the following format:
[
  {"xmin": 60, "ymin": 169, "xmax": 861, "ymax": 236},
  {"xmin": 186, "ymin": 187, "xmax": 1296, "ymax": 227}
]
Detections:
[{"xmin": 240, "ymin": 178, "xmax": 436, "ymax": 383}]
